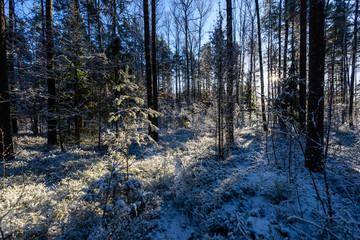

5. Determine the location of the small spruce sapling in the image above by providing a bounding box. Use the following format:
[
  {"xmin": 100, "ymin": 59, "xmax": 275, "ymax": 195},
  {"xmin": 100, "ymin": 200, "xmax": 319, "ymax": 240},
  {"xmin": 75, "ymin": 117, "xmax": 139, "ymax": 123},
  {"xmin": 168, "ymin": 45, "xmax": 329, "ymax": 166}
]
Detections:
[{"xmin": 81, "ymin": 67, "xmax": 159, "ymax": 223}]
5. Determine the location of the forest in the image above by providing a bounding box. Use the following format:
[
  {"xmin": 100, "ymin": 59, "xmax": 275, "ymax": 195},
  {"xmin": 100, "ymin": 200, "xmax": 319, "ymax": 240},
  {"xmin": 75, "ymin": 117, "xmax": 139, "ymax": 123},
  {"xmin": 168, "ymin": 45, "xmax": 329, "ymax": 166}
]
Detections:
[{"xmin": 0, "ymin": 0, "xmax": 359, "ymax": 239}]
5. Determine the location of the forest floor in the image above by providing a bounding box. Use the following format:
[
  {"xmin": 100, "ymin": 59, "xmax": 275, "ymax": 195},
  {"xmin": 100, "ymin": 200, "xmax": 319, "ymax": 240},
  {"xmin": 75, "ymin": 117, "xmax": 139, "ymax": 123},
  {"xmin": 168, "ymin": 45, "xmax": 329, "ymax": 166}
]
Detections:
[{"xmin": 1, "ymin": 110, "xmax": 360, "ymax": 239}]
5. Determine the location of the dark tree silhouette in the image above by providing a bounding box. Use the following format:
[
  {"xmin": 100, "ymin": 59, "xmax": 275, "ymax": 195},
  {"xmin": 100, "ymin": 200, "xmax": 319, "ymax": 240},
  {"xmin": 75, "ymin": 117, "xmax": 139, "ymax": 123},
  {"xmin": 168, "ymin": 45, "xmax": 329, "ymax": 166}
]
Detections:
[
  {"xmin": 151, "ymin": 0, "xmax": 159, "ymax": 141},
  {"xmin": 305, "ymin": 0, "xmax": 325, "ymax": 172},
  {"xmin": 349, "ymin": 0, "xmax": 358, "ymax": 127},
  {"xmin": 299, "ymin": 0, "xmax": 307, "ymax": 131},
  {"xmin": 46, "ymin": 0, "xmax": 57, "ymax": 145},
  {"xmin": 143, "ymin": 0, "xmax": 155, "ymax": 139},
  {"xmin": 255, "ymin": 0, "xmax": 267, "ymax": 131},
  {"xmin": 9, "ymin": 0, "xmax": 18, "ymax": 134},
  {"xmin": 225, "ymin": 0, "xmax": 234, "ymax": 146},
  {"xmin": 0, "ymin": 0, "xmax": 13, "ymax": 159}
]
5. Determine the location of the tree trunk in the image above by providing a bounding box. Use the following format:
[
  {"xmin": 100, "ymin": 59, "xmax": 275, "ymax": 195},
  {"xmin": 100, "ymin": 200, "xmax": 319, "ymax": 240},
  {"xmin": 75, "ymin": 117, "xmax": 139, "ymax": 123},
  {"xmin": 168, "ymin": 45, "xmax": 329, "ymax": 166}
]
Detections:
[
  {"xmin": 73, "ymin": 0, "xmax": 82, "ymax": 146},
  {"xmin": 248, "ymin": 18, "xmax": 254, "ymax": 121},
  {"xmin": 185, "ymin": 12, "xmax": 190, "ymax": 105},
  {"xmin": 46, "ymin": 0, "xmax": 57, "ymax": 145},
  {"xmin": 299, "ymin": 0, "xmax": 307, "ymax": 131},
  {"xmin": 143, "ymin": 0, "xmax": 154, "ymax": 138},
  {"xmin": 305, "ymin": 0, "xmax": 325, "ymax": 172},
  {"xmin": 240, "ymin": 14, "xmax": 246, "ymax": 124},
  {"xmin": 0, "ymin": 0, "xmax": 13, "ymax": 159},
  {"xmin": 226, "ymin": 0, "xmax": 234, "ymax": 146},
  {"xmin": 112, "ymin": 0, "xmax": 116, "ymax": 36},
  {"xmin": 278, "ymin": 0, "xmax": 282, "ymax": 98},
  {"xmin": 283, "ymin": 0, "xmax": 289, "ymax": 80},
  {"xmin": 151, "ymin": 0, "xmax": 159, "ymax": 141},
  {"xmin": 96, "ymin": 0, "xmax": 102, "ymax": 50},
  {"xmin": 255, "ymin": 0, "xmax": 267, "ymax": 131},
  {"xmin": 86, "ymin": 0, "xmax": 91, "ymax": 46},
  {"xmin": 349, "ymin": 0, "xmax": 358, "ymax": 127},
  {"xmin": 9, "ymin": 0, "xmax": 18, "ymax": 134},
  {"xmin": 341, "ymin": 11, "xmax": 349, "ymax": 124},
  {"xmin": 41, "ymin": 0, "xmax": 45, "ymax": 45}
]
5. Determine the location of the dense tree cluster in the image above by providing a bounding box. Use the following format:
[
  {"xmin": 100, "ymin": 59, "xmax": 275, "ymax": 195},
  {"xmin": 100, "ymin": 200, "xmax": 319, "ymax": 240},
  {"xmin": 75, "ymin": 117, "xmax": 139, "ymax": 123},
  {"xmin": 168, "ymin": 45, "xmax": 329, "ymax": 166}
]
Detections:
[{"xmin": 0, "ymin": 0, "xmax": 359, "ymax": 172}]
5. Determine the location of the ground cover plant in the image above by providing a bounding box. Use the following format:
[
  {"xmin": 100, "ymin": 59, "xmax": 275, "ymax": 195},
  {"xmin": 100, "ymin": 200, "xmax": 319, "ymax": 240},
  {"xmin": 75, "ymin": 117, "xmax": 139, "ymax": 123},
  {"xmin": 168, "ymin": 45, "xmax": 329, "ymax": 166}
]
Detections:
[{"xmin": 1, "ymin": 106, "xmax": 360, "ymax": 239}]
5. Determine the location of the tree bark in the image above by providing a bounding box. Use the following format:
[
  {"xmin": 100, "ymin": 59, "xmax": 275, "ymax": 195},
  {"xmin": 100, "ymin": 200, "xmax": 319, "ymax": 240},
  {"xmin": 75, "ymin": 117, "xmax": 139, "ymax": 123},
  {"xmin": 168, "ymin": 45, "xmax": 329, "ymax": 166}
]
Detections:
[
  {"xmin": 283, "ymin": 0, "xmax": 289, "ymax": 80},
  {"xmin": 46, "ymin": 0, "xmax": 57, "ymax": 145},
  {"xmin": 96, "ymin": 0, "xmax": 102, "ymax": 50},
  {"xmin": 277, "ymin": 0, "xmax": 282, "ymax": 98},
  {"xmin": 255, "ymin": 0, "xmax": 267, "ymax": 131},
  {"xmin": 349, "ymin": 0, "xmax": 358, "ymax": 127},
  {"xmin": 151, "ymin": 0, "xmax": 159, "ymax": 141},
  {"xmin": 305, "ymin": 0, "xmax": 325, "ymax": 172},
  {"xmin": 0, "ymin": 0, "xmax": 13, "ymax": 159},
  {"xmin": 248, "ymin": 17, "xmax": 254, "ymax": 120},
  {"xmin": 299, "ymin": 0, "xmax": 307, "ymax": 131},
  {"xmin": 143, "ymin": 0, "xmax": 154, "ymax": 138},
  {"xmin": 184, "ymin": 1, "xmax": 192, "ymax": 105},
  {"xmin": 86, "ymin": 0, "xmax": 91, "ymax": 46},
  {"xmin": 226, "ymin": 0, "xmax": 234, "ymax": 146},
  {"xmin": 9, "ymin": 0, "xmax": 18, "ymax": 134}
]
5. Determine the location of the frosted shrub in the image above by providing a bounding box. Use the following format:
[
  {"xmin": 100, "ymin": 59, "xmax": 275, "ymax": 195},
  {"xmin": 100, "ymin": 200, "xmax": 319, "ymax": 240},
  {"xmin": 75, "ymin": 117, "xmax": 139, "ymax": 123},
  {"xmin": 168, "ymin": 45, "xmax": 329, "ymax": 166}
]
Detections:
[
  {"xmin": 266, "ymin": 179, "xmax": 293, "ymax": 204},
  {"xmin": 81, "ymin": 162, "xmax": 151, "ymax": 220},
  {"xmin": 174, "ymin": 110, "xmax": 192, "ymax": 128},
  {"xmin": 77, "ymin": 153, "xmax": 161, "ymax": 239}
]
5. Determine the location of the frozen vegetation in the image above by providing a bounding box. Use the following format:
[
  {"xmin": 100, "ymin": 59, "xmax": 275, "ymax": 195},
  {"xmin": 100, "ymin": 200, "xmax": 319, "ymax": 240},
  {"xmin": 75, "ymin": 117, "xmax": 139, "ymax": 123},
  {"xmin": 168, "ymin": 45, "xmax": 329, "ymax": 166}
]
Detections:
[{"xmin": 1, "ymin": 106, "xmax": 360, "ymax": 239}]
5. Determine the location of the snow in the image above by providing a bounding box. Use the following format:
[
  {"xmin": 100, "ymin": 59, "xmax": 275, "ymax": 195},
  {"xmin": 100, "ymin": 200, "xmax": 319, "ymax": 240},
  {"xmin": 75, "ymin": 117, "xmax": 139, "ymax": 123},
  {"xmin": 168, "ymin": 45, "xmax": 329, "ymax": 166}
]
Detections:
[{"xmin": 1, "ymin": 112, "xmax": 360, "ymax": 239}]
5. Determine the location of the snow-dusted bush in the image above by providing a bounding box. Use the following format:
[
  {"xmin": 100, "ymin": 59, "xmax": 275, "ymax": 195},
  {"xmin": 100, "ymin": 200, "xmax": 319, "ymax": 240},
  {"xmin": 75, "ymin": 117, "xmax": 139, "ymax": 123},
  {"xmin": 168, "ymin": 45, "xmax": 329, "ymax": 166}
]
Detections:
[
  {"xmin": 174, "ymin": 110, "xmax": 192, "ymax": 128},
  {"xmin": 266, "ymin": 179, "xmax": 293, "ymax": 204},
  {"xmin": 81, "ymin": 162, "xmax": 157, "ymax": 220}
]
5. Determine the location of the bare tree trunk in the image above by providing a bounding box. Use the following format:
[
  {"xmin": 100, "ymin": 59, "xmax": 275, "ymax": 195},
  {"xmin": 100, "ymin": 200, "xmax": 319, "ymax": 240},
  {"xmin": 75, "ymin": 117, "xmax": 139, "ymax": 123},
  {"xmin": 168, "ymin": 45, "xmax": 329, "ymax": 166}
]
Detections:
[
  {"xmin": 0, "ymin": 0, "xmax": 13, "ymax": 159},
  {"xmin": 299, "ymin": 0, "xmax": 307, "ymax": 131},
  {"xmin": 325, "ymin": 43, "xmax": 335, "ymax": 159},
  {"xmin": 341, "ymin": 9, "xmax": 349, "ymax": 124},
  {"xmin": 96, "ymin": 0, "xmax": 102, "ymax": 50},
  {"xmin": 240, "ymin": 13, "xmax": 246, "ymax": 124},
  {"xmin": 143, "ymin": 0, "xmax": 154, "ymax": 139},
  {"xmin": 255, "ymin": 0, "xmax": 267, "ymax": 131},
  {"xmin": 283, "ymin": 0, "xmax": 289, "ymax": 80},
  {"xmin": 278, "ymin": 0, "xmax": 282, "ymax": 97},
  {"xmin": 175, "ymin": 28, "xmax": 179, "ymax": 104},
  {"xmin": 267, "ymin": 1, "xmax": 273, "ymax": 123},
  {"xmin": 46, "ymin": 0, "xmax": 57, "ymax": 145},
  {"xmin": 73, "ymin": 0, "xmax": 82, "ymax": 146},
  {"xmin": 305, "ymin": 0, "xmax": 325, "ymax": 172},
  {"xmin": 112, "ymin": 0, "xmax": 116, "ymax": 37},
  {"xmin": 41, "ymin": 0, "xmax": 45, "ymax": 45},
  {"xmin": 151, "ymin": 0, "xmax": 159, "ymax": 141},
  {"xmin": 349, "ymin": 0, "xmax": 358, "ymax": 127},
  {"xmin": 9, "ymin": 0, "xmax": 18, "ymax": 134},
  {"xmin": 226, "ymin": 0, "xmax": 234, "ymax": 146},
  {"xmin": 86, "ymin": 0, "xmax": 91, "ymax": 45},
  {"xmin": 248, "ymin": 17, "xmax": 254, "ymax": 121},
  {"xmin": 184, "ymin": 2, "xmax": 191, "ymax": 105}
]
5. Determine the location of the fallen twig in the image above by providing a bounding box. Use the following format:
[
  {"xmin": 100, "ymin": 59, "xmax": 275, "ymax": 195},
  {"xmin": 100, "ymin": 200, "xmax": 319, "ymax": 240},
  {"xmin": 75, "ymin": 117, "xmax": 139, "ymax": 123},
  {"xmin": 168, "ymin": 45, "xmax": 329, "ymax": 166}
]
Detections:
[{"xmin": 288, "ymin": 215, "xmax": 341, "ymax": 239}]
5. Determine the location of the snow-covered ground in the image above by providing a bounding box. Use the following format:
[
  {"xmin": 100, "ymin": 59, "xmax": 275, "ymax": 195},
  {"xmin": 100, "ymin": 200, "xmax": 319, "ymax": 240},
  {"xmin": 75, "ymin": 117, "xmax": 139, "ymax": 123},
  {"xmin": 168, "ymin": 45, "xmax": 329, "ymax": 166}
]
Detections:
[{"xmin": 1, "ymin": 112, "xmax": 359, "ymax": 239}]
